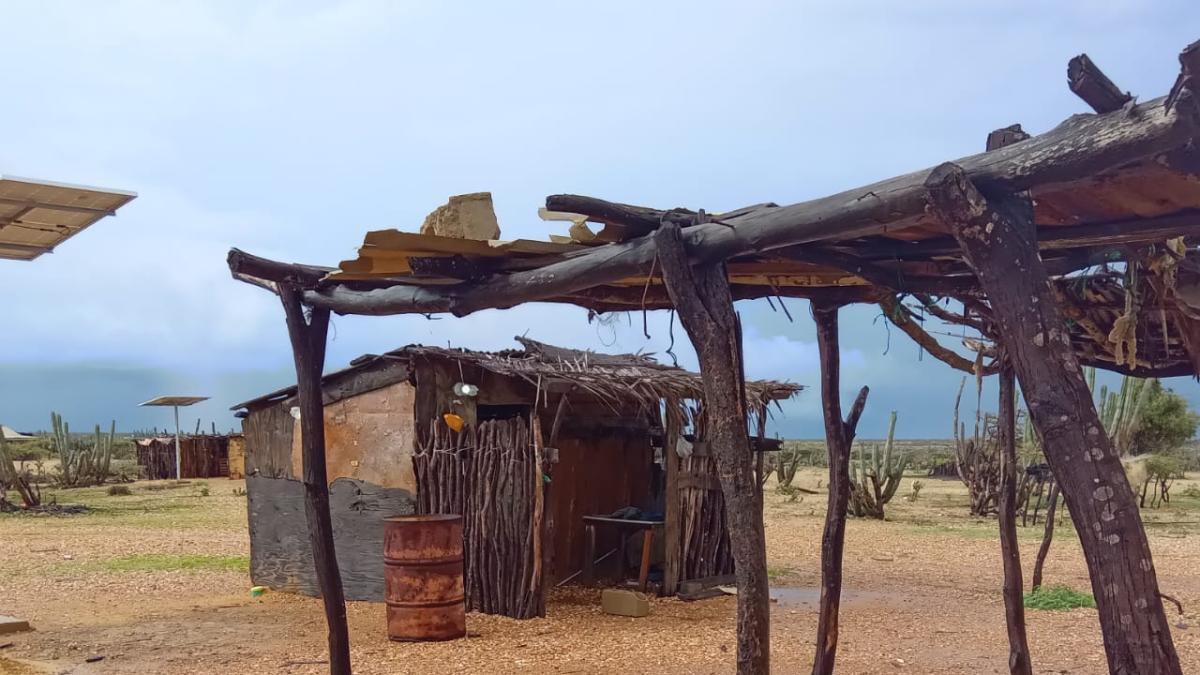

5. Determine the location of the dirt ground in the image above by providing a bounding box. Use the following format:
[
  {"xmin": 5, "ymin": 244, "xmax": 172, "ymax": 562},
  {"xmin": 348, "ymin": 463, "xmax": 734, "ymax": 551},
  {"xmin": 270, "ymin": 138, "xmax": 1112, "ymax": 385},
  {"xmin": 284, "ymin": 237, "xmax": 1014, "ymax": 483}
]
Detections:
[{"xmin": 2, "ymin": 471, "xmax": 1199, "ymax": 674}]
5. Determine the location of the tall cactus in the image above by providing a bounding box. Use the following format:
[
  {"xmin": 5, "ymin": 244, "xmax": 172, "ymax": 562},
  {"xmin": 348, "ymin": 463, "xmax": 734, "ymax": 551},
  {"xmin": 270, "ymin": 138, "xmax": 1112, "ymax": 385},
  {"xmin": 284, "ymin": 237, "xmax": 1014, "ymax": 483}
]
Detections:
[
  {"xmin": 1084, "ymin": 368, "xmax": 1153, "ymax": 456},
  {"xmin": 848, "ymin": 410, "xmax": 908, "ymax": 519},
  {"xmin": 51, "ymin": 411, "xmax": 75, "ymax": 486}
]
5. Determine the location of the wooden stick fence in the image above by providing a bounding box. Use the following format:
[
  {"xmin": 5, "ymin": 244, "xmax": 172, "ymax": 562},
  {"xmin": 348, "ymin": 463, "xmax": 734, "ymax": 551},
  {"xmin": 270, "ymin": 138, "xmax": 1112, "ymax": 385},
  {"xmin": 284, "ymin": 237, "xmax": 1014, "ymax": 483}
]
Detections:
[{"xmin": 413, "ymin": 417, "xmax": 542, "ymax": 619}]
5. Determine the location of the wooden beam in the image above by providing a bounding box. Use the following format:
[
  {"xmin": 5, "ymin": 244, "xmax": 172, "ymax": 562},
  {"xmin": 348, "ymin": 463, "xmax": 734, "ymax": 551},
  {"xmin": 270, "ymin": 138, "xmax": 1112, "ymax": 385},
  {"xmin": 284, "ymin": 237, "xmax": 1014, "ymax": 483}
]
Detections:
[
  {"xmin": 279, "ymin": 285, "xmax": 350, "ymax": 675},
  {"xmin": 811, "ymin": 299, "xmax": 868, "ymax": 675},
  {"xmin": 1068, "ymin": 54, "xmax": 1133, "ymax": 114},
  {"xmin": 986, "ymin": 124, "xmax": 1031, "ymax": 151},
  {"xmin": 654, "ymin": 221, "xmax": 770, "ymax": 674},
  {"xmin": 268, "ymin": 89, "xmax": 1200, "ymax": 317},
  {"xmin": 851, "ymin": 209, "xmax": 1200, "ymax": 261},
  {"xmin": 229, "ymin": 248, "xmax": 333, "ymax": 288},
  {"xmin": 927, "ymin": 161, "xmax": 1182, "ymax": 675},
  {"xmin": 996, "ymin": 363, "xmax": 1032, "ymax": 675}
]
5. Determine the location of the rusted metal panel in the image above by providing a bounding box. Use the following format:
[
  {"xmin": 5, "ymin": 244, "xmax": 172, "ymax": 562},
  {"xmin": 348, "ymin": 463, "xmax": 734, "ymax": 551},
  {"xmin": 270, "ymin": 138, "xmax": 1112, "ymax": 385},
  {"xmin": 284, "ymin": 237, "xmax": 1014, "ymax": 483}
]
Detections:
[
  {"xmin": 384, "ymin": 514, "xmax": 466, "ymax": 642},
  {"xmin": 288, "ymin": 381, "xmax": 418, "ymax": 490}
]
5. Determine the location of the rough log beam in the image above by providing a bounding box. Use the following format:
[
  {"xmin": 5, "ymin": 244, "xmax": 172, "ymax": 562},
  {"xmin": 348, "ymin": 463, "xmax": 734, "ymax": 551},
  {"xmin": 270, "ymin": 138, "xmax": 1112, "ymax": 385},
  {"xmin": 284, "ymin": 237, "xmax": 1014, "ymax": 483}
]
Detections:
[
  {"xmin": 927, "ymin": 162, "xmax": 1182, "ymax": 675},
  {"xmin": 239, "ymin": 93, "xmax": 1200, "ymax": 317},
  {"xmin": 1069, "ymin": 54, "xmax": 1133, "ymax": 114},
  {"xmin": 279, "ymin": 285, "xmax": 350, "ymax": 675},
  {"xmin": 654, "ymin": 221, "xmax": 770, "ymax": 674},
  {"xmin": 997, "ymin": 363, "xmax": 1033, "ymax": 675},
  {"xmin": 811, "ymin": 300, "xmax": 868, "ymax": 675},
  {"xmin": 850, "ymin": 209, "xmax": 1200, "ymax": 261}
]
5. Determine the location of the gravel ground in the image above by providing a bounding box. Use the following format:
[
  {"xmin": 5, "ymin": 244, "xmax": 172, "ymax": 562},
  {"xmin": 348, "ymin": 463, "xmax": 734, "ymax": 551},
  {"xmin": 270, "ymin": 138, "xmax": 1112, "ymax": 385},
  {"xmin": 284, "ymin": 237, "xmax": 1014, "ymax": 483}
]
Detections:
[{"xmin": 2, "ymin": 472, "xmax": 1198, "ymax": 674}]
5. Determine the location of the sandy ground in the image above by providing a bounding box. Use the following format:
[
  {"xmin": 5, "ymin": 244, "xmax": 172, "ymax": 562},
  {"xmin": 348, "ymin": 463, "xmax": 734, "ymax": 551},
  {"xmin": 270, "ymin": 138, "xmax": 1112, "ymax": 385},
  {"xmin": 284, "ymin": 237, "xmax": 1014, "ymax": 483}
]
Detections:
[{"xmin": 1, "ymin": 472, "xmax": 1198, "ymax": 674}]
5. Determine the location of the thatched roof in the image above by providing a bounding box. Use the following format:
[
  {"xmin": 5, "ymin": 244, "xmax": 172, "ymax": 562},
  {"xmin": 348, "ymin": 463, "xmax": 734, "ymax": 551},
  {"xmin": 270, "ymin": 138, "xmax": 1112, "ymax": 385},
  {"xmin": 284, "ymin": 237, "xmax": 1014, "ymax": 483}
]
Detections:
[{"xmin": 232, "ymin": 336, "xmax": 801, "ymax": 412}]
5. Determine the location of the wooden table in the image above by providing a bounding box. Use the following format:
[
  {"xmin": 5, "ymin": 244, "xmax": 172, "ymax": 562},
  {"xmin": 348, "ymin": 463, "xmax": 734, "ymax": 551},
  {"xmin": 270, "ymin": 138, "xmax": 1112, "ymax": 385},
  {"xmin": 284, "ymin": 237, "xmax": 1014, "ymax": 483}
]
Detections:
[{"xmin": 581, "ymin": 515, "xmax": 663, "ymax": 592}]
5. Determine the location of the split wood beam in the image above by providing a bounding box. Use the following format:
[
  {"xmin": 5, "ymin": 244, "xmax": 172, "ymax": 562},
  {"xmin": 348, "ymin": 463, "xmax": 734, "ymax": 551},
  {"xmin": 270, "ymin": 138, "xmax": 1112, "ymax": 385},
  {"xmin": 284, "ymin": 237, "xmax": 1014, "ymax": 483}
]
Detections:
[
  {"xmin": 279, "ymin": 285, "xmax": 350, "ymax": 675},
  {"xmin": 1069, "ymin": 54, "xmax": 1133, "ymax": 114},
  {"xmin": 654, "ymin": 221, "xmax": 770, "ymax": 674},
  {"xmin": 927, "ymin": 162, "xmax": 1182, "ymax": 675},
  {"xmin": 811, "ymin": 299, "xmax": 869, "ymax": 675},
  {"xmin": 997, "ymin": 363, "xmax": 1032, "ymax": 675},
  {"xmin": 251, "ymin": 92, "xmax": 1200, "ymax": 317}
]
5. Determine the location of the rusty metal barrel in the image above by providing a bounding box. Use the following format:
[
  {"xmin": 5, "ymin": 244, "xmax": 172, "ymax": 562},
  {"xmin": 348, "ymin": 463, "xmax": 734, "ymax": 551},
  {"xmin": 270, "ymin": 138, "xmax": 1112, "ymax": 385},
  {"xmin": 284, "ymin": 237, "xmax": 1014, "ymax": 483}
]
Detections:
[{"xmin": 383, "ymin": 514, "xmax": 466, "ymax": 641}]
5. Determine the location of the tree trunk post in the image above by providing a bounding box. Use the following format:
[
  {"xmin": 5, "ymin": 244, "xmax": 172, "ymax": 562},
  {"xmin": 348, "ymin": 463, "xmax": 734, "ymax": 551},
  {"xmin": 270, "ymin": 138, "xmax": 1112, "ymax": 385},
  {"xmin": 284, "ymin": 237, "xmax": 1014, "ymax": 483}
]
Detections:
[
  {"xmin": 654, "ymin": 222, "xmax": 770, "ymax": 674},
  {"xmin": 1031, "ymin": 484, "xmax": 1061, "ymax": 591},
  {"xmin": 927, "ymin": 162, "xmax": 1182, "ymax": 675},
  {"xmin": 997, "ymin": 363, "xmax": 1033, "ymax": 675},
  {"xmin": 280, "ymin": 285, "xmax": 351, "ymax": 675},
  {"xmin": 811, "ymin": 301, "xmax": 869, "ymax": 675}
]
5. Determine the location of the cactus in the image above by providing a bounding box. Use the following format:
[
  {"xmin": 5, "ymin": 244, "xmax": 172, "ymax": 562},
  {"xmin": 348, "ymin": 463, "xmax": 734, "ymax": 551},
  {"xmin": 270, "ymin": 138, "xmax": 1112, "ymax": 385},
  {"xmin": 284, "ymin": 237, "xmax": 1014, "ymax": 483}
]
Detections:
[
  {"xmin": 50, "ymin": 412, "xmax": 116, "ymax": 487},
  {"xmin": 848, "ymin": 411, "xmax": 908, "ymax": 519},
  {"xmin": 0, "ymin": 428, "xmax": 42, "ymax": 509},
  {"xmin": 1084, "ymin": 367, "xmax": 1153, "ymax": 456}
]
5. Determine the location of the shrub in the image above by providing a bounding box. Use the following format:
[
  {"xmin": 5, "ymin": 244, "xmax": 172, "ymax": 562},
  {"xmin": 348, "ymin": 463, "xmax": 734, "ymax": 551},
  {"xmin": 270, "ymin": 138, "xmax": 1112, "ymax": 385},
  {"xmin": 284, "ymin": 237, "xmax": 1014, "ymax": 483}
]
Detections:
[{"xmin": 1024, "ymin": 585, "xmax": 1096, "ymax": 611}]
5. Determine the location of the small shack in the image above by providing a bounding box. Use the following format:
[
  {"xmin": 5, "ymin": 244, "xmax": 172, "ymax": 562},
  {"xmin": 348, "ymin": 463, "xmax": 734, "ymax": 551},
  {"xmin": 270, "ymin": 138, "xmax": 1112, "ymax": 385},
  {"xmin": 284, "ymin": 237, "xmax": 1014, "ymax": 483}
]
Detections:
[
  {"xmin": 135, "ymin": 434, "xmax": 243, "ymax": 480},
  {"xmin": 233, "ymin": 337, "xmax": 798, "ymax": 618}
]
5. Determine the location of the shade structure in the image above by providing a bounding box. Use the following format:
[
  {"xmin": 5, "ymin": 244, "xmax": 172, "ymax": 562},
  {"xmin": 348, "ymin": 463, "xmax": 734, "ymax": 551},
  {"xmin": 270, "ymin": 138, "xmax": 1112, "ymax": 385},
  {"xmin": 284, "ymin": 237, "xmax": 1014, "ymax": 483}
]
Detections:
[
  {"xmin": 0, "ymin": 175, "xmax": 136, "ymax": 261},
  {"xmin": 139, "ymin": 396, "xmax": 210, "ymax": 479}
]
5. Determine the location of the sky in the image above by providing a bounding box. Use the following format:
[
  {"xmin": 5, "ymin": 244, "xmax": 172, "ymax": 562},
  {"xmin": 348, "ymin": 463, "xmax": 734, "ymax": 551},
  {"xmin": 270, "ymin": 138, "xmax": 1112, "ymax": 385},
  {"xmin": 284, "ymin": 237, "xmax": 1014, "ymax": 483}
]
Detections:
[{"xmin": 2, "ymin": 1, "xmax": 1199, "ymax": 438}]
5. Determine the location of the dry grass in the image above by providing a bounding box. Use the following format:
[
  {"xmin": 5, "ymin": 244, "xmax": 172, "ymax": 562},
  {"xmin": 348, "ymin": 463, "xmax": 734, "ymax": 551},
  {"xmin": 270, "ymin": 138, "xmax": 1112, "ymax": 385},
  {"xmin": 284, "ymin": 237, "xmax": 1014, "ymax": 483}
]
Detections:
[{"xmin": 1, "ymin": 472, "xmax": 1199, "ymax": 674}]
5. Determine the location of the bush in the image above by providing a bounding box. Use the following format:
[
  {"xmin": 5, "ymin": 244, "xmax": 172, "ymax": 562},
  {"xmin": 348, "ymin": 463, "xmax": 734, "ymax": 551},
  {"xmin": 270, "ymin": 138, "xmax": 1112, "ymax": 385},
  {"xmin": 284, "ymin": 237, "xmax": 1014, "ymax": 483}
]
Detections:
[
  {"xmin": 106, "ymin": 485, "xmax": 132, "ymax": 496},
  {"xmin": 1024, "ymin": 585, "xmax": 1096, "ymax": 611}
]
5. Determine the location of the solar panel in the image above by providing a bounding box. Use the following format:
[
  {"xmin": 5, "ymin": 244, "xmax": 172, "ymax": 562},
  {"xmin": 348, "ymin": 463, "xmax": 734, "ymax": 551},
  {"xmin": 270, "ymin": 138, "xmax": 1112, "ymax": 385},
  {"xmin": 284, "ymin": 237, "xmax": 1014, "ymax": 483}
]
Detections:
[
  {"xmin": 0, "ymin": 175, "xmax": 136, "ymax": 261},
  {"xmin": 139, "ymin": 396, "xmax": 210, "ymax": 407}
]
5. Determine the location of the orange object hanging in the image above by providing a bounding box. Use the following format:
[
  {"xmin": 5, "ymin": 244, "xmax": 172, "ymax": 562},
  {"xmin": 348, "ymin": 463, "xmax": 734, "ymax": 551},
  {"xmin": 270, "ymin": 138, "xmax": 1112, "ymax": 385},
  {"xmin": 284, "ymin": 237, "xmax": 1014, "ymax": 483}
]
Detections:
[{"xmin": 442, "ymin": 413, "xmax": 465, "ymax": 432}]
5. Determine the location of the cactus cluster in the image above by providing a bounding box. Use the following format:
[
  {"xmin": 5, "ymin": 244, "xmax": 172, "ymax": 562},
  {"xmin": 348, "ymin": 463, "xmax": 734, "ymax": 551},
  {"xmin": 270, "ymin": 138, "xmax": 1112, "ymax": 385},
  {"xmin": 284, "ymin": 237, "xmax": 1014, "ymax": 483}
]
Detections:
[
  {"xmin": 51, "ymin": 412, "xmax": 116, "ymax": 487},
  {"xmin": 848, "ymin": 411, "xmax": 909, "ymax": 519},
  {"xmin": 1086, "ymin": 368, "xmax": 1154, "ymax": 456}
]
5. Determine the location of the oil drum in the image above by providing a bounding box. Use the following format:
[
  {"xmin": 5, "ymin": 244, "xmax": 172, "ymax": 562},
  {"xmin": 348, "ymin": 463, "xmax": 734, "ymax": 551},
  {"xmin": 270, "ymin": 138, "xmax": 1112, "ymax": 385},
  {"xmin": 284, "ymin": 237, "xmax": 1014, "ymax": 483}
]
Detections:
[{"xmin": 383, "ymin": 514, "xmax": 466, "ymax": 641}]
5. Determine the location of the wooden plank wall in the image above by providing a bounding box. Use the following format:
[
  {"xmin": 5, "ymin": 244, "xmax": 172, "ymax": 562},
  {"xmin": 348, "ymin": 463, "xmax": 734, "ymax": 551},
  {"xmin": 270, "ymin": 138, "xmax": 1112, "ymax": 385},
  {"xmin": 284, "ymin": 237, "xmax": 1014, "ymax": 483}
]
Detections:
[{"xmin": 243, "ymin": 402, "xmax": 295, "ymax": 478}]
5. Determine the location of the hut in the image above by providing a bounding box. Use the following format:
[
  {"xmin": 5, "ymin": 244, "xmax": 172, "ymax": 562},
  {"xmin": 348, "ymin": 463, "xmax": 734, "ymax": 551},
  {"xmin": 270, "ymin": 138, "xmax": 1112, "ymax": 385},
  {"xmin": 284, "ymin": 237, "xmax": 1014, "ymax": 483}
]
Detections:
[
  {"xmin": 232, "ymin": 336, "xmax": 798, "ymax": 618},
  {"xmin": 135, "ymin": 434, "xmax": 242, "ymax": 479}
]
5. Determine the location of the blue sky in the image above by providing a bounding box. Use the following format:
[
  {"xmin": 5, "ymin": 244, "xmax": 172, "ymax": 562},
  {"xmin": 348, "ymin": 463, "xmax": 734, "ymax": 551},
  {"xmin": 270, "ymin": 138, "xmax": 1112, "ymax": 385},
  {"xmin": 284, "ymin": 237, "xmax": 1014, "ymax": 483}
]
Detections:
[{"xmin": 2, "ymin": 1, "xmax": 1198, "ymax": 437}]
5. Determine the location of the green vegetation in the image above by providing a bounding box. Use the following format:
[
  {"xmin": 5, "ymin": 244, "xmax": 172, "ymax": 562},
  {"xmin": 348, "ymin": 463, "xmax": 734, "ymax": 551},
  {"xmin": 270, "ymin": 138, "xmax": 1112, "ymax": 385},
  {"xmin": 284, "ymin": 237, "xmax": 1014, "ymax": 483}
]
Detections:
[
  {"xmin": 90, "ymin": 553, "xmax": 250, "ymax": 574},
  {"xmin": 1023, "ymin": 585, "xmax": 1096, "ymax": 611},
  {"xmin": 1129, "ymin": 381, "xmax": 1200, "ymax": 457}
]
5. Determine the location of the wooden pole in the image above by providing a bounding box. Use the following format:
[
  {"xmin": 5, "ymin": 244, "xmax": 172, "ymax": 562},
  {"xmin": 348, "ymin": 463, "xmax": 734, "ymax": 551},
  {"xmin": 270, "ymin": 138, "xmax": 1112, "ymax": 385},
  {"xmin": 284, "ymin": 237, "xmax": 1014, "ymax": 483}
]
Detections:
[
  {"xmin": 997, "ymin": 363, "xmax": 1032, "ymax": 675},
  {"xmin": 654, "ymin": 221, "xmax": 770, "ymax": 674},
  {"xmin": 811, "ymin": 301, "xmax": 868, "ymax": 675},
  {"xmin": 1031, "ymin": 484, "xmax": 1061, "ymax": 591},
  {"xmin": 927, "ymin": 162, "xmax": 1182, "ymax": 675},
  {"xmin": 279, "ymin": 285, "xmax": 350, "ymax": 675}
]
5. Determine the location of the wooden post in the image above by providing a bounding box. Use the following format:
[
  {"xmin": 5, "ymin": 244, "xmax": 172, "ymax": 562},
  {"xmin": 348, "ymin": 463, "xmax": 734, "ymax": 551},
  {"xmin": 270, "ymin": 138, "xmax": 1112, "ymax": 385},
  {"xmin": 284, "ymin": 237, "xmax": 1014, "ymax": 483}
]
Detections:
[
  {"xmin": 662, "ymin": 403, "xmax": 682, "ymax": 596},
  {"xmin": 997, "ymin": 363, "xmax": 1032, "ymax": 675},
  {"xmin": 811, "ymin": 302, "xmax": 868, "ymax": 675},
  {"xmin": 655, "ymin": 222, "xmax": 770, "ymax": 674},
  {"xmin": 1031, "ymin": 484, "xmax": 1061, "ymax": 591},
  {"xmin": 279, "ymin": 285, "xmax": 350, "ymax": 675},
  {"xmin": 927, "ymin": 162, "xmax": 1182, "ymax": 675}
]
